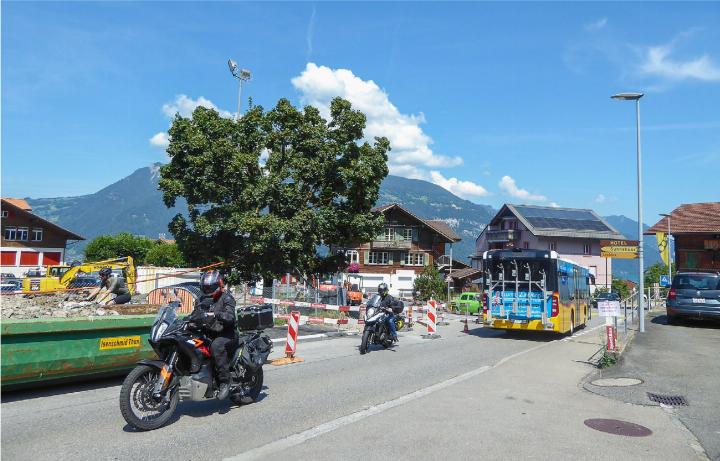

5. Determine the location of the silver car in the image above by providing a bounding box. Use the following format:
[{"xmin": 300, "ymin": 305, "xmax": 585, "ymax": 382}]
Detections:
[{"xmin": 666, "ymin": 272, "xmax": 720, "ymax": 324}]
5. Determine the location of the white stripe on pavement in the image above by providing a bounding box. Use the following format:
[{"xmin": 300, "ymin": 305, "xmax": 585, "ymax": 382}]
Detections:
[
  {"xmin": 224, "ymin": 341, "xmax": 556, "ymax": 461},
  {"xmin": 270, "ymin": 333, "xmax": 328, "ymax": 344}
]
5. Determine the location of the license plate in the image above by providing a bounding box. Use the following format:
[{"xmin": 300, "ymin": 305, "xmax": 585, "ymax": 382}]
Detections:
[{"xmin": 692, "ymin": 298, "xmax": 706, "ymax": 304}]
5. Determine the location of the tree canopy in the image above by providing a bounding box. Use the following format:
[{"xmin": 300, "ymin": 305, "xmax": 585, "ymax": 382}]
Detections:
[
  {"xmin": 413, "ymin": 264, "xmax": 447, "ymax": 301},
  {"xmin": 85, "ymin": 233, "xmax": 156, "ymax": 264},
  {"xmin": 144, "ymin": 243, "xmax": 188, "ymax": 267},
  {"xmin": 159, "ymin": 97, "xmax": 390, "ymax": 282}
]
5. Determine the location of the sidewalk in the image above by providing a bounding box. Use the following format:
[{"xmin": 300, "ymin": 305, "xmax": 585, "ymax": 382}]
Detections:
[
  {"xmin": 585, "ymin": 312, "xmax": 720, "ymax": 460},
  {"xmin": 240, "ymin": 322, "xmax": 703, "ymax": 461}
]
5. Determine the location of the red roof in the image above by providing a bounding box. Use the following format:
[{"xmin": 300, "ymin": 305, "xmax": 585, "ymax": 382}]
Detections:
[
  {"xmin": 2, "ymin": 198, "xmax": 32, "ymax": 211},
  {"xmin": 646, "ymin": 202, "xmax": 720, "ymax": 235}
]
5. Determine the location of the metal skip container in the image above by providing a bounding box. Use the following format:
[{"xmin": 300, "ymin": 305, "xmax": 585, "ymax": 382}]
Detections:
[{"xmin": 1, "ymin": 315, "xmax": 158, "ymax": 388}]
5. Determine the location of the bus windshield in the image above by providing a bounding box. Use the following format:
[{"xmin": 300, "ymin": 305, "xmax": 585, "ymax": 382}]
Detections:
[{"xmin": 484, "ymin": 257, "xmax": 557, "ymax": 292}]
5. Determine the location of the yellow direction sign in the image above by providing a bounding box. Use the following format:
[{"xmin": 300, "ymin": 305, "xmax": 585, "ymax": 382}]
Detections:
[{"xmin": 600, "ymin": 240, "xmax": 639, "ymax": 259}]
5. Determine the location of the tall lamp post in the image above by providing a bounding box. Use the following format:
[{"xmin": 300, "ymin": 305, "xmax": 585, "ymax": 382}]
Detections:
[
  {"xmin": 660, "ymin": 213, "xmax": 673, "ymax": 285},
  {"xmin": 611, "ymin": 92, "xmax": 645, "ymax": 333},
  {"xmin": 228, "ymin": 59, "xmax": 252, "ymax": 120}
]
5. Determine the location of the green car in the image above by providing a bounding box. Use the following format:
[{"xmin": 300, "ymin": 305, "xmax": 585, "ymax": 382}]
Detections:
[{"xmin": 450, "ymin": 292, "xmax": 483, "ymax": 314}]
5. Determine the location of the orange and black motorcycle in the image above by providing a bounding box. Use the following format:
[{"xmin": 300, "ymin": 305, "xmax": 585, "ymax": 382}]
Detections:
[{"xmin": 119, "ymin": 302, "xmax": 272, "ymax": 431}]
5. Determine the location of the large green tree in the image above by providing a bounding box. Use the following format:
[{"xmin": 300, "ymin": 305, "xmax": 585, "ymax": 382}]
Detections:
[
  {"xmin": 413, "ymin": 265, "xmax": 447, "ymax": 301},
  {"xmin": 144, "ymin": 243, "xmax": 188, "ymax": 268},
  {"xmin": 84, "ymin": 233, "xmax": 156, "ymax": 264},
  {"xmin": 159, "ymin": 97, "xmax": 390, "ymax": 282}
]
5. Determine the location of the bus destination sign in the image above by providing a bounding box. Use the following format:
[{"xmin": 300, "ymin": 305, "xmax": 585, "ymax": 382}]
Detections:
[{"xmin": 600, "ymin": 240, "xmax": 639, "ymax": 259}]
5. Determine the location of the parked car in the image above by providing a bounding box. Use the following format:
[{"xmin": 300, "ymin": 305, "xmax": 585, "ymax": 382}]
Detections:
[
  {"xmin": 450, "ymin": 292, "xmax": 483, "ymax": 314},
  {"xmin": 591, "ymin": 291, "xmax": 620, "ymax": 309},
  {"xmin": 666, "ymin": 272, "xmax": 720, "ymax": 324}
]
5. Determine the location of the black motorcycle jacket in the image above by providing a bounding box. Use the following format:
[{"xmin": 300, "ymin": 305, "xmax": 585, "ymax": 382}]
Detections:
[
  {"xmin": 191, "ymin": 291, "xmax": 237, "ymax": 336},
  {"xmin": 379, "ymin": 293, "xmax": 397, "ymax": 310}
]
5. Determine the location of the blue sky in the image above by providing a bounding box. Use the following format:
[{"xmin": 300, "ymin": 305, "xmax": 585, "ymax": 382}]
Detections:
[{"xmin": 3, "ymin": 2, "xmax": 719, "ymax": 224}]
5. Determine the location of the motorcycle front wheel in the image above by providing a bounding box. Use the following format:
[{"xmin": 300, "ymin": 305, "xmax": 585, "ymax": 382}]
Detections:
[
  {"xmin": 119, "ymin": 365, "xmax": 178, "ymax": 431},
  {"xmin": 231, "ymin": 367, "xmax": 264, "ymax": 405},
  {"xmin": 360, "ymin": 329, "xmax": 371, "ymax": 355}
]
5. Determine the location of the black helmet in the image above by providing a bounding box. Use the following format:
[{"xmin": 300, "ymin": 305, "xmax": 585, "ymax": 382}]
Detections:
[
  {"xmin": 99, "ymin": 268, "xmax": 112, "ymax": 279},
  {"xmin": 200, "ymin": 270, "xmax": 224, "ymax": 296},
  {"xmin": 378, "ymin": 282, "xmax": 389, "ymax": 297}
]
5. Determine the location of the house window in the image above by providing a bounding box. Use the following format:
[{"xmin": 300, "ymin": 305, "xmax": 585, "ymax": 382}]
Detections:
[
  {"xmin": 583, "ymin": 243, "xmax": 591, "ymax": 255},
  {"xmin": 1, "ymin": 211, "xmax": 8, "ymax": 218},
  {"xmin": 32, "ymin": 228, "xmax": 43, "ymax": 242},
  {"xmin": 368, "ymin": 251, "xmax": 389, "ymax": 265},
  {"xmin": 17, "ymin": 228, "xmax": 29, "ymax": 241},
  {"xmin": 380, "ymin": 228, "xmax": 395, "ymax": 241},
  {"xmin": 4, "ymin": 227, "xmax": 17, "ymax": 241},
  {"xmin": 403, "ymin": 252, "xmax": 425, "ymax": 266},
  {"xmin": 402, "ymin": 228, "xmax": 413, "ymax": 241},
  {"xmin": 345, "ymin": 250, "xmax": 359, "ymax": 264},
  {"xmin": 549, "ymin": 242, "xmax": 557, "ymax": 251}
]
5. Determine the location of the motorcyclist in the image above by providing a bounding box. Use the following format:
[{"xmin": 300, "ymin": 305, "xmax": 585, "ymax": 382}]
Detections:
[
  {"xmin": 89, "ymin": 268, "xmax": 131, "ymax": 305},
  {"xmin": 189, "ymin": 270, "xmax": 237, "ymax": 400},
  {"xmin": 377, "ymin": 283, "xmax": 399, "ymax": 343}
]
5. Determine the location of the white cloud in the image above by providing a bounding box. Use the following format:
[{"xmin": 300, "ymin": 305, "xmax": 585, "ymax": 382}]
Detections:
[
  {"xmin": 639, "ymin": 34, "xmax": 720, "ymax": 82},
  {"xmin": 429, "ymin": 171, "xmax": 490, "ymax": 200},
  {"xmin": 162, "ymin": 94, "xmax": 234, "ymax": 119},
  {"xmin": 149, "ymin": 132, "xmax": 169, "ymax": 148},
  {"xmin": 594, "ymin": 193, "xmax": 606, "ymax": 204},
  {"xmin": 498, "ymin": 175, "xmax": 548, "ymax": 203},
  {"xmin": 549, "ymin": 202, "xmax": 560, "ymax": 208},
  {"xmin": 291, "ymin": 63, "xmax": 463, "ymax": 172},
  {"xmin": 585, "ymin": 17, "xmax": 607, "ymax": 32}
]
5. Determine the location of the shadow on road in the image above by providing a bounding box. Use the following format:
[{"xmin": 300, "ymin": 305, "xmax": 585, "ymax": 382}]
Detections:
[
  {"xmin": 651, "ymin": 314, "xmax": 720, "ymax": 329},
  {"xmin": 1, "ymin": 374, "xmax": 125, "ymax": 403},
  {"xmin": 464, "ymin": 326, "xmax": 559, "ymax": 342}
]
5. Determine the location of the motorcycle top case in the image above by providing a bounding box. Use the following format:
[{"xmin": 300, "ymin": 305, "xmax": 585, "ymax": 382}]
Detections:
[
  {"xmin": 236, "ymin": 304, "xmax": 274, "ymax": 331},
  {"xmin": 391, "ymin": 303, "xmax": 404, "ymax": 315}
]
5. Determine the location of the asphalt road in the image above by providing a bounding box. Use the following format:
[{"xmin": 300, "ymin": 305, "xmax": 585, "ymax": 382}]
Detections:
[{"xmin": 1, "ymin": 313, "xmax": 705, "ymax": 460}]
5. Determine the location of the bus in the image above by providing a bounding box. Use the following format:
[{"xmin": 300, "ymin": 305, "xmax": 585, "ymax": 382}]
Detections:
[{"xmin": 482, "ymin": 249, "xmax": 593, "ymax": 334}]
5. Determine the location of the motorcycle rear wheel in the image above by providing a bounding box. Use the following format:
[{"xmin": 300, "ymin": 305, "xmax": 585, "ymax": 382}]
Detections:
[
  {"xmin": 231, "ymin": 367, "xmax": 263, "ymax": 405},
  {"xmin": 360, "ymin": 329, "xmax": 371, "ymax": 355},
  {"xmin": 119, "ymin": 365, "xmax": 178, "ymax": 431}
]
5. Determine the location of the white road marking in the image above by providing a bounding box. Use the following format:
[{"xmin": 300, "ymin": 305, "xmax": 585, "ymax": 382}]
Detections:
[
  {"xmin": 270, "ymin": 333, "xmax": 327, "ymax": 344},
  {"xmin": 224, "ymin": 341, "xmax": 556, "ymax": 461}
]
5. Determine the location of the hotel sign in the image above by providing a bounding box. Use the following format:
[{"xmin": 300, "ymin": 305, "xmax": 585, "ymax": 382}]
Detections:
[{"xmin": 600, "ymin": 240, "xmax": 639, "ymax": 259}]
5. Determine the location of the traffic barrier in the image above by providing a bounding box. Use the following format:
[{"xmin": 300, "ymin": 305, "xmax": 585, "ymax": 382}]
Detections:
[
  {"xmin": 247, "ymin": 296, "xmax": 359, "ymax": 313},
  {"xmin": 407, "ymin": 304, "xmax": 413, "ymax": 330},
  {"xmin": 271, "ymin": 311, "xmax": 304, "ymax": 365},
  {"xmin": 423, "ymin": 300, "xmax": 440, "ymax": 339}
]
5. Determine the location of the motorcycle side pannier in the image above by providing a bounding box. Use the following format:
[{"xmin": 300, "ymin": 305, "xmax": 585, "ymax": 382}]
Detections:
[
  {"xmin": 236, "ymin": 304, "xmax": 274, "ymax": 331},
  {"xmin": 391, "ymin": 302, "xmax": 405, "ymax": 315}
]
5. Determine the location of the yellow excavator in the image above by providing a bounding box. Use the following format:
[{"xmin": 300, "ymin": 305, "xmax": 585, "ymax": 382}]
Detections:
[{"xmin": 22, "ymin": 257, "xmax": 136, "ymax": 294}]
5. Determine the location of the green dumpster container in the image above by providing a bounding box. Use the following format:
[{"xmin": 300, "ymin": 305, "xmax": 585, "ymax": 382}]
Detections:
[{"xmin": 1, "ymin": 315, "xmax": 158, "ymax": 388}]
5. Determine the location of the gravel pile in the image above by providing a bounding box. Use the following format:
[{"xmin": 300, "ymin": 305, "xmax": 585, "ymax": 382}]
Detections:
[{"xmin": 1, "ymin": 293, "xmax": 149, "ymax": 319}]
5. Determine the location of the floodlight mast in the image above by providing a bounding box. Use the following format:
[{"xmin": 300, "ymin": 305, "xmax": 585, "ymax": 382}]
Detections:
[{"xmin": 228, "ymin": 59, "xmax": 251, "ymax": 119}]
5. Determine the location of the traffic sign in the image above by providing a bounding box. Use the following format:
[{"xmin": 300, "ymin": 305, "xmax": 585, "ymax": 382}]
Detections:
[
  {"xmin": 600, "ymin": 240, "xmax": 639, "ymax": 259},
  {"xmin": 660, "ymin": 275, "xmax": 671, "ymax": 287}
]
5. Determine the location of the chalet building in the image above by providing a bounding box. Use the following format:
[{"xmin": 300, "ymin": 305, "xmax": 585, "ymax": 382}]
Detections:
[
  {"xmin": 1, "ymin": 198, "xmax": 84, "ymax": 277},
  {"xmin": 646, "ymin": 202, "xmax": 720, "ymax": 272},
  {"xmin": 472, "ymin": 204, "xmax": 625, "ymax": 291},
  {"xmin": 334, "ymin": 203, "xmax": 461, "ymax": 298}
]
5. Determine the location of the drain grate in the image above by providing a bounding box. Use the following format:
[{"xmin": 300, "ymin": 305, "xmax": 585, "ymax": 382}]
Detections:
[{"xmin": 647, "ymin": 393, "xmax": 688, "ymax": 406}]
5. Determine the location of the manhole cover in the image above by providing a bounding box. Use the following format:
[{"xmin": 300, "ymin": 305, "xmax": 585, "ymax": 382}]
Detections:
[
  {"xmin": 584, "ymin": 419, "xmax": 652, "ymax": 437},
  {"xmin": 591, "ymin": 377, "xmax": 643, "ymax": 387},
  {"xmin": 647, "ymin": 393, "xmax": 688, "ymax": 406}
]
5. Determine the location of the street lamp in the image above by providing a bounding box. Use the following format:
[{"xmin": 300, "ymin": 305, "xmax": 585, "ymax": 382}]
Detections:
[
  {"xmin": 228, "ymin": 59, "xmax": 252, "ymax": 120},
  {"xmin": 611, "ymin": 92, "xmax": 645, "ymax": 333},
  {"xmin": 660, "ymin": 213, "xmax": 673, "ymax": 286}
]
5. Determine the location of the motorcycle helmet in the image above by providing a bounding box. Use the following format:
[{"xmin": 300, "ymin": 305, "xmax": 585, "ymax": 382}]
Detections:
[
  {"xmin": 98, "ymin": 268, "xmax": 112, "ymax": 279},
  {"xmin": 200, "ymin": 270, "xmax": 224, "ymax": 296},
  {"xmin": 378, "ymin": 282, "xmax": 389, "ymax": 297}
]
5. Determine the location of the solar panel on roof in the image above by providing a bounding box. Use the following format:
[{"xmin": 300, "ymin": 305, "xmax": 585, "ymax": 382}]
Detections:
[
  {"xmin": 524, "ymin": 216, "xmax": 611, "ymax": 232},
  {"xmin": 514, "ymin": 206, "xmax": 597, "ymax": 222}
]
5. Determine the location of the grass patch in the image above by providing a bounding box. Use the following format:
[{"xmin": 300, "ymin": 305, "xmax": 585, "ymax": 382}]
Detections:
[{"xmin": 597, "ymin": 351, "xmax": 618, "ymax": 369}]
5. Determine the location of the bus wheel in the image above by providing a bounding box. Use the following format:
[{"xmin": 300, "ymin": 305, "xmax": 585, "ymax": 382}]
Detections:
[{"xmin": 568, "ymin": 311, "xmax": 575, "ymax": 336}]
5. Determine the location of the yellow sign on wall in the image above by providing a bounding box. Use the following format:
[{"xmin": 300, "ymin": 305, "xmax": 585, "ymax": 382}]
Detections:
[
  {"xmin": 600, "ymin": 240, "xmax": 639, "ymax": 259},
  {"xmin": 99, "ymin": 336, "xmax": 142, "ymax": 350}
]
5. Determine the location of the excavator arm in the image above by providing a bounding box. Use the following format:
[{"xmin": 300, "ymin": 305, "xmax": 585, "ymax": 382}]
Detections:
[{"xmin": 59, "ymin": 256, "xmax": 136, "ymax": 294}]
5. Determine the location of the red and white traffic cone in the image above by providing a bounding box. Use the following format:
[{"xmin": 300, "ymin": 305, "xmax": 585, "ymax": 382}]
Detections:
[
  {"xmin": 463, "ymin": 309, "xmax": 470, "ymax": 333},
  {"xmin": 272, "ymin": 311, "xmax": 304, "ymax": 365}
]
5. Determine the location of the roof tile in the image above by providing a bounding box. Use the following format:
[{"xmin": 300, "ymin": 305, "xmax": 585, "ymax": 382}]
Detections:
[{"xmin": 646, "ymin": 202, "xmax": 720, "ymax": 234}]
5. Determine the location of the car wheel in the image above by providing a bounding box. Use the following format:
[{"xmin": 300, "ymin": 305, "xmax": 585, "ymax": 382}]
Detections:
[{"xmin": 666, "ymin": 314, "xmax": 678, "ymax": 325}]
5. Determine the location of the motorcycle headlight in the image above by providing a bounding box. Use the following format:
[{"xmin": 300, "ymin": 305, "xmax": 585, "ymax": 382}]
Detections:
[
  {"xmin": 152, "ymin": 322, "xmax": 168, "ymax": 341},
  {"xmin": 366, "ymin": 307, "xmax": 376, "ymax": 319}
]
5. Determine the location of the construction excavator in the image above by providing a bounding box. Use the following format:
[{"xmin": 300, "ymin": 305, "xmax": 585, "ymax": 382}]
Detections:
[{"xmin": 22, "ymin": 257, "xmax": 136, "ymax": 294}]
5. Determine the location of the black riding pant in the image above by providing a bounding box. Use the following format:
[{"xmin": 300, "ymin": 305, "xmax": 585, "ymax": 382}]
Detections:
[
  {"xmin": 111, "ymin": 293, "xmax": 131, "ymax": 305},
  {"xmin": 210, "ymin": 334, "xmax": 237, "ymax": 383}
]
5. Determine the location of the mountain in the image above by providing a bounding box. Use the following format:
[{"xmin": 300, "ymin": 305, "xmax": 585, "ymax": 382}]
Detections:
[
  {"xmin": 26, "ymin": 166, "xmax": 493, "ymax": 261},
  {"xmin": 603, "ymin": 215, "xmax": 662, "ymax": 282}
]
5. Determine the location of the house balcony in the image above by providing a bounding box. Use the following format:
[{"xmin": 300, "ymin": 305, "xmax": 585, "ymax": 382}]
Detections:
[
  {"xmin": 371, "ymin": 239, "xmax": 412, "ymax": 250},
  {"xmin": 486, "ymin": 229, "xmax": 520, "ymax": 243}
]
